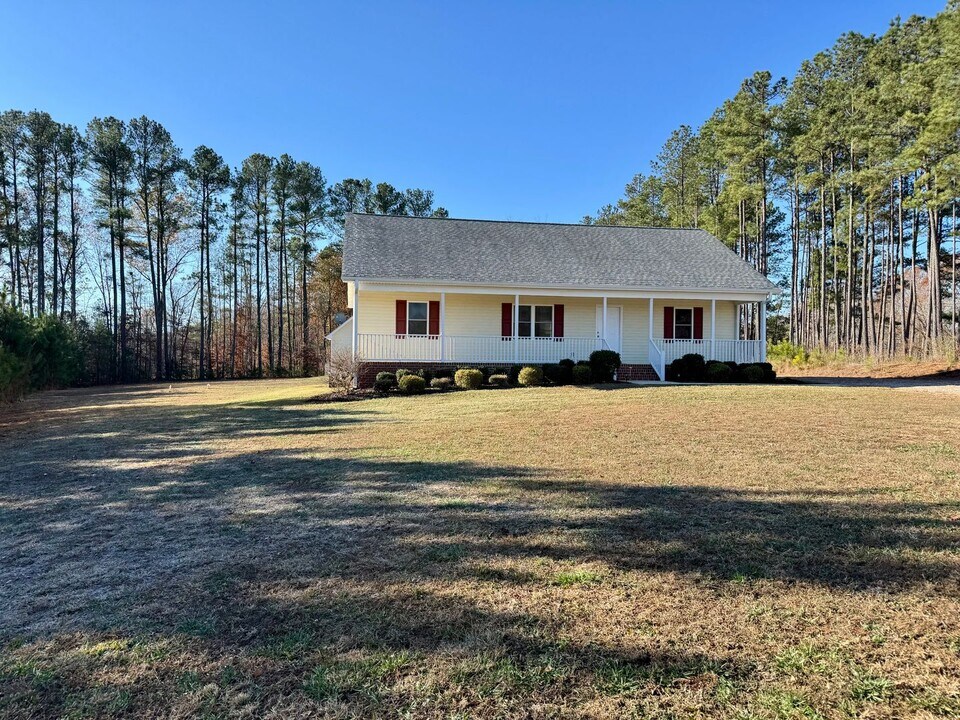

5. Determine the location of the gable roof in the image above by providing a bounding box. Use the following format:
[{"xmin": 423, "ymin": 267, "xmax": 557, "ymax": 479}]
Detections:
[{"xmin": 342, "ymin": 214, "xmax": 777, "ymax": 294}]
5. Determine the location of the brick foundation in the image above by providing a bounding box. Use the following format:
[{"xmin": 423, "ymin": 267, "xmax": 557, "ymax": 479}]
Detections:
[{"xmin": 358, "ymin": 361, "xmax": 660, "ymax": 387}]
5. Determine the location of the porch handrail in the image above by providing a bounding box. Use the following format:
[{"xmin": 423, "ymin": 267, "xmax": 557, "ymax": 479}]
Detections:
[{"xmin": 648, "ymin": 338, "xmax": 665, "ymax": 380}]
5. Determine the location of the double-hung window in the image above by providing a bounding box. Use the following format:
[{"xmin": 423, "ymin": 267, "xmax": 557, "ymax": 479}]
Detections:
[
  {"xmin": 518, "ymin": 305, "xmax": 553, "ymax": 338},
  {"xmin": 673, "ymin": 308, "xmax": 693, "ymax": 340},
  {"xmin": 407, "ymin": 301, "xmax": 428, "ymax": 336}
]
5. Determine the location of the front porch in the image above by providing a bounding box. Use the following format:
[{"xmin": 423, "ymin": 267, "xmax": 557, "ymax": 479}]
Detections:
[{"xmin": 335, "ymin": 287, "xmax": 769, "ymax": 382}]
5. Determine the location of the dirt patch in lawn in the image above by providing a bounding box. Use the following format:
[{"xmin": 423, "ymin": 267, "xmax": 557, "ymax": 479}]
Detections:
[{"xmin": 2, "ymin": 378, "xmax": 959, "ymax": 718}]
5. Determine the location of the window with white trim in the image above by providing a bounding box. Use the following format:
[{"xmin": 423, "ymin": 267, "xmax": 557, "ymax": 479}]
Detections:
[
  {"xmin": 674, "ymin": 308, "xmax": 693, "ymax": 339},
  {"xmin": 407, "ymin": 301, "xmax": 428, "ymax": 336},
  {"xmin": 518, "ymin": 304, "xmax": 553, "ymax": 338}
]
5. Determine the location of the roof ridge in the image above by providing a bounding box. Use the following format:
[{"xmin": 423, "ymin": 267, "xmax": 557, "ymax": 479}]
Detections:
[{"xmin": 348, "ymin": 212, "xmax": 705, "ymax": 232}]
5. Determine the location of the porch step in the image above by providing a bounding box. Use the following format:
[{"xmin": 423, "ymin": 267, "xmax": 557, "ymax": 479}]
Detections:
[{"xmin": 616, "ymin": 364, "xmax": 660, "ymax": 382}]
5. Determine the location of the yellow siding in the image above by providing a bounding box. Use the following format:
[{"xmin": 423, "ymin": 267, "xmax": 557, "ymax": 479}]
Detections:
[{"xmin": 353, "ymin": 291, "xmax": 741, "ymax": 365}]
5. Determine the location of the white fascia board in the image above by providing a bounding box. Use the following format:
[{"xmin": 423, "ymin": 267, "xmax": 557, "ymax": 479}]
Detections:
[{"xmin": 352, "ymin": 279, "xmax": 773, "ymax": 303}]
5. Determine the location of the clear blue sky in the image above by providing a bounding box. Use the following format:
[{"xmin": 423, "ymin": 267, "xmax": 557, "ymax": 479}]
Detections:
[{"xmin": 0, "ymin": 1, "xmax": 947, "ymax": 223}]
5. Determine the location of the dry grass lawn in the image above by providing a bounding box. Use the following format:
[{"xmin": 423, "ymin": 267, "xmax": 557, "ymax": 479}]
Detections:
[{"xmin": 1, "ymin": 378, "xmax": 959, "ymax": 719}]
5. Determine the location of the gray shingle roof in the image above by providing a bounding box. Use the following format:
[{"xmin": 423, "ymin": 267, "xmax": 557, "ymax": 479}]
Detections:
[{"xmin": 342, "ymin": 214, "xmax": 777, "ymax": 293}]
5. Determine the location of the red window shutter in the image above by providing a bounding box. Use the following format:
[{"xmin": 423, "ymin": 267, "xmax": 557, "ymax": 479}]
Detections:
[
  {"xmin": 501, "ymin": 303, "xmax": 513, "ymax": 338},
  {"xmin": 554, "ymin": 304, "xmax": 564, "ymax": 338},
  {"xmin": 395, "ymin": 300, "xmax": 407, "ymax": 335},
  {"xmin": 428, "ymin": 300, "xmax": 440, "ymax": 336},
  {"xmin": 693, "ymin": 307, "xmax": 704, "ymax": 339},
  {"xmin": 663, "ymin": 306, "xmax": 674, "ymax": 339}
]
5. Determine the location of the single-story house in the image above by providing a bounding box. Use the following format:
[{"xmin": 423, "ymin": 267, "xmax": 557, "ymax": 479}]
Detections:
[{"xmin": 331, "ymin": 214, "xmax": 777, "ymax": 386}]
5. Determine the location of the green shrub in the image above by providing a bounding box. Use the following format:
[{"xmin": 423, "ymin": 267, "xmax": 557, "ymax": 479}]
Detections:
[
  {"xmin": 398, "ymin": 374, "xmax": 426, "ymax": 394},
  {"xmin": 705, "ymin": 361, "xmax": 733, "ymax": 383},
  {"xmin": 0, "ymin": 345, "xmax": 30, "ymax": 403},
  {"xmin": 454, "ymin": 368, "xmax": 483, "ymax": 390},
  {"xmin": 558, "ymin": 358, "xmax": 575, "ymax": 370},
  {"xmin": 740, "ymin": 364, "xmax": 765, "ymax": 383},
  {"xmin": 571, "ymin": 364, "xmax": 593, "ymax": 385},
  {"xmin": 508, "ymin": 365, "xmax": 523, "ymax": 384},
  {"xmin": 0, "ymin": 300, "xmax": 80, "ymax": 401},
  {"xmin": 420, "ymin": 368, "xmax": 435, "ymax": 383},
  {"xmin": 757, "ymin": 362, "xmax": 777, "ymax": 382},
  {"xmin": 589, "ymin": 349, "xmax": 621, "ymax": 383},
  {"xmin": 667, "ymin": 353, "xmax": 707, "ymax": 382},
  {"xmin": 395, "ymin": 368, "xmax": 412, "ymax": 380},
  {"xmin": 488, "ymin": 373, "xmax": 510, "ymax": 387},
  {"xmin": 543, "ymin": 363, "xmax": 572, "ymax": 385},
  {"xmin": 517, "ymin": 366, "xmax": 543, "ymax": 387},
  {"xmin": 768, "ymin": 340, "xmax": 808, "ymax": 365},
  {"xmin": 430, "ymin": 377, "xmax": 452, "ymax": 391},
  {"xmin": 375, "ymin": 371, "xmax": 396, "ymax": 385}
]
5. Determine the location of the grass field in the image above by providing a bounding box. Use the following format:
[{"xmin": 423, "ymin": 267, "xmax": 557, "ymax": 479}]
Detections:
[{"xmin": 1, "ymin": 378, "xmax": 959, "ymax": 719}]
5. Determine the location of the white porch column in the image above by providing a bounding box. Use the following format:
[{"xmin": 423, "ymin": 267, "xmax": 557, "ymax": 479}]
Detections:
[
  {"xmin": 759, "ymin": 299, "xmax": 767, "ymax": 361},
  {"xmin": 648, "ymin": 297, "xmax": 653, "ymax": 341},
  {"xmin": 513, "ymin": 293, "xmax": 519, "ymax": 364},
  {"xmin": 602, "ymin": 296, "xmax": 608, "ymax": 349},
  {"xmin": 710, "ymin": 298, "xmax": 716, "ymax": 359},
  {"xmin": 351, "ymin": 285, "xmax": 359, "ymax": 359},
  {"xmin": 439, "ymin": 291, "xmax": 446, "ymax": 362}
]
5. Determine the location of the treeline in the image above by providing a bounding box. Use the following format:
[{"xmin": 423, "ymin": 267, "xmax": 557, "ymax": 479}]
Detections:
[
  {"xmin": 0, "ymin": 111, "xmax": 447, "ymax": 384},
  {"xmin": 586, "ymin": 4, "xmax": 959, "ymax": 358}
]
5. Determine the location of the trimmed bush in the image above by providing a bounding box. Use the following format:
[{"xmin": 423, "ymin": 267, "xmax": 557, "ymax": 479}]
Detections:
[
  {"xmin": 517, "ymin": 366, "xmax": 543, "ymax": 387},
  {"xmin": 398, "ymin": 374, "xmax": 426, "ymax": 394},
  {"xmin": 508, "ymin": 365, "xmax": 523, "ymax": 384},
  {"xmin": 757, "ymin": 362, "xmax": 777, "ymax": 382},
  {"xmin": 667, "ymin": 353, "xmax": 707, "ymax": 382},
  {"xmin": 430, "ymin": 377, "xmax": 452, "ymax": 391},
  {"xmin": 395, "ymin": 368, "xmax": 412, "ymax": 381},
  {"xmin": 454, "ymin": 368, "xmax": 483, "ymax": 390},
  {"xmin": 420, "ymin": 368, "xmax": 435, "ymax": 383},
  {"xmin": 375, "ymin": 371, "xmax": 396, "ymax": 385},
  {"xmin": 543, "ymin": 363, "xmax": 572, "ymax": 385},
  {"xmin": 558, "ymin": 358, "xmax": 575, "ymax": 370},
  {"xmin": 705, "ymin": 361, "xmax": 733, "ymax": 383},
  {"xmin": 571, "ymin": 364, "xmax": 593, "ymax": 385},
  {"xmin": 589, "ymin": 349, "xmax": 621, "ymax": 383},
  {"xmin": 740, "ymin": 364, "xmax": 766, "ymax": 383},
  {"xmin": 488, "ymin": 373, "xmax": 510, "ymax": 387}
]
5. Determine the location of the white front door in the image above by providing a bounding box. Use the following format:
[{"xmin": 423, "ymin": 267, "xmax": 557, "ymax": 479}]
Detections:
[{"xmin": 595, "ymin": 306, "xmax": 622, "ymax": 353}]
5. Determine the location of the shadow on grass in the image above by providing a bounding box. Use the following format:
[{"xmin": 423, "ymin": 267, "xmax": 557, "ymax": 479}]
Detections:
[{"xmin": 2, "ymin": 386, "xmax": 958, "ymax": 716}]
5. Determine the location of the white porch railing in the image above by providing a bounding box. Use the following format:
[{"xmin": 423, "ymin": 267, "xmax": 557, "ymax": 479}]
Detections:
[
  {"xmin": 648, "ymin": 338, "xmax": 665, "ymax": 381},
  {"xmin": 654, "ymin": 339, "xmax": 764, "ymax": 370},
  {"xmin": 357, "ymin": 333, "xmax": 604, "ymax": 365}
]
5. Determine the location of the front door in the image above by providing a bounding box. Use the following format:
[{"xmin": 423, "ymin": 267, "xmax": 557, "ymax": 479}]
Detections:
[{"xmin": 595, "ymin": 306, "xmax": 622, "ymax": 353}]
